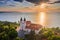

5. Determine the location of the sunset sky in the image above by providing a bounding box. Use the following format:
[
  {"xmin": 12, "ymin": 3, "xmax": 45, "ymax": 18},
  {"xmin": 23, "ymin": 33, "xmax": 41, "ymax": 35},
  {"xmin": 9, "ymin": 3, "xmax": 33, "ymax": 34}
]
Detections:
[{"xmin": 0, "ymin": 0, "xmax": 60, "ymax": 12}]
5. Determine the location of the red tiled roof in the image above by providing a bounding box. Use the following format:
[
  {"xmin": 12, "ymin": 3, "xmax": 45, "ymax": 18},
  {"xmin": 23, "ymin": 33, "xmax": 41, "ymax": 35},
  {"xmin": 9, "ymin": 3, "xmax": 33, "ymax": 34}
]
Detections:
[
  {"xmin": 26, "ymin": 21, "xmax": 31, "ymax": 27},
  {"xmin": 25, "ymin": 21, "xmax": 43, "ymax": 30},
  {"xmin": 26, "ymin": 23, "xmax": 42, "ymax": 30}
]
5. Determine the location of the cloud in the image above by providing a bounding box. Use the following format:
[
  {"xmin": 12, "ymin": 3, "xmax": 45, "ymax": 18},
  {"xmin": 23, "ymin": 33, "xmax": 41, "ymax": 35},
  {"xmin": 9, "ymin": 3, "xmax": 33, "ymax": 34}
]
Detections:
[
  {"xmin": 26, "ymin": 0, "xmax": 49, "ymax": 4},
  {"xmin": 49, "ymin": 0, "xmax": 60, "ymax": 4},
  {"xmin": 14, "ymin": 0, "xmax": 23, "ymax": 2},
  {"xmin": 54, "ymin": 1, "xmax": 60, "ymax": 3},
  {"xmin": 0, "ymin": 0, "xmax": 35, "ymax": 7},
  {"xmin": 0, "ymin": 0, "xmax": 4, "ymax": 1},
  {"xmin": 0, "ymin": 0, "xmax": 50, "ymax": 6},
  {"xmin": 14, "ymin": 0, "xmax": 49, "ymax": 5}
]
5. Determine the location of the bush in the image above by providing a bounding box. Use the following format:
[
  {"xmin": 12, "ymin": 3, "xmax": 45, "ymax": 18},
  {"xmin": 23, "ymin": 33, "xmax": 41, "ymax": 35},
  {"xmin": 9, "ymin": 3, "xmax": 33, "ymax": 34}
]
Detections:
[{"xmin": 0, "ymin": 21, "xmax": 21, "ymax": 40}]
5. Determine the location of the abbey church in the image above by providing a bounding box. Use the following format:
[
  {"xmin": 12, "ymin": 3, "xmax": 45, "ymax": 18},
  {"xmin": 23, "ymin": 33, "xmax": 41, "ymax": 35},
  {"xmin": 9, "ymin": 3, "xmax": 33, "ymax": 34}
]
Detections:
[{"xmin": 18, "ymin": 17, "xmax": 43, "ymax": 38}]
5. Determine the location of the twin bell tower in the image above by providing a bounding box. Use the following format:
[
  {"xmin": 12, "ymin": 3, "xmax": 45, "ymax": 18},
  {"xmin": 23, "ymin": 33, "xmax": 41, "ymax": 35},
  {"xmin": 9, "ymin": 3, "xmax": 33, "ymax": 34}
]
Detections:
[{"xmin": 20, "ymin": 17, "xmax": 26, "ymax": 30}]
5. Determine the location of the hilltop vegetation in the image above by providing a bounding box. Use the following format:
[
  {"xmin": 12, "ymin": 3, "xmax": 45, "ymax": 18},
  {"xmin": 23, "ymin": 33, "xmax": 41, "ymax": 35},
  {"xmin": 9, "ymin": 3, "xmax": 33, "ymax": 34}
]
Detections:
[
  {"xmin": 0, "ymin": 21, "xmax": 23, "ymax": 40},
  {"xmin": 38, "ymin": 27, "xmax": 60, "ymax": 40},
  {"xmin": 25, "ymin": 27, "xmax": 60, "ymax": 40},
  {"xmin": 0, "ymin": 21, "xmax": 60, "ymax": 40}
]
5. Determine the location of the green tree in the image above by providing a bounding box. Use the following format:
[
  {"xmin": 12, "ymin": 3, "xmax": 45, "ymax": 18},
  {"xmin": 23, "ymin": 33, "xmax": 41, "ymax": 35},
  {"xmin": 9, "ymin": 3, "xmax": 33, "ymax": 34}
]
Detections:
[
  {"xmin": 0, "ymin": 21, "xmax": 23, "ymax": 40},
  {"xmin": 25, "ymin": 30, "xmax": 35, "ymax": 40}
]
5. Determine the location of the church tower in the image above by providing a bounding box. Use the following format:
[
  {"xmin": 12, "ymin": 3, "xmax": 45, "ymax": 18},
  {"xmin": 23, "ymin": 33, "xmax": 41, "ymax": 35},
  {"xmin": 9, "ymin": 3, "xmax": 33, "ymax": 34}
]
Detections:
[{"xmin": 20, "ymin": 17, "xmax": 26, "ymax": 30}]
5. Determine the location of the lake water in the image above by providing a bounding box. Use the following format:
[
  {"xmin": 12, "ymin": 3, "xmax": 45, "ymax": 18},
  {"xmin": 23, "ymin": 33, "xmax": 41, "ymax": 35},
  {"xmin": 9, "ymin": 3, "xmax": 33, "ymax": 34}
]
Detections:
[{"xmin": 0, "ymin": 11, "xmax": 60, "ymax": 27}]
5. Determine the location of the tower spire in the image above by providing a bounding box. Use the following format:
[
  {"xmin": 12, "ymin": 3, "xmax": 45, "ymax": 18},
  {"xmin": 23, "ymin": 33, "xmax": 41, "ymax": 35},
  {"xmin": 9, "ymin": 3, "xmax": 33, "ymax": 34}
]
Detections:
[
  {"xmin": 24, "ymin": 18, "xmax": 26, "ymax": 21},
  {"xmin": 20, "ymin": 17, "xmax": 22, "ymax": 21}
]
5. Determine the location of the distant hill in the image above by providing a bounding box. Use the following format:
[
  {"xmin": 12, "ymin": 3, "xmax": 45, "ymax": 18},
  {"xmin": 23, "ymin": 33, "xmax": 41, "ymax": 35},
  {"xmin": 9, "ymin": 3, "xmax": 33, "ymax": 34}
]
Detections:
[{"xmin": 0, "ymin": 11, "xmax": 17, "ymax": 13}]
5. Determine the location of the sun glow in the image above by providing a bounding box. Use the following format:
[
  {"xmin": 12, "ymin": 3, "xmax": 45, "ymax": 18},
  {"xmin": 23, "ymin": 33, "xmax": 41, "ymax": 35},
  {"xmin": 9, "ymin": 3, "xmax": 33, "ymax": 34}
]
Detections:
[
  {"xmin": 39, "ymin": 12, "xmax": 46, "ymax": 26},
  {"xmin": 40, "ymin": 3, "xmax": 47, "ymax": 8}
]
